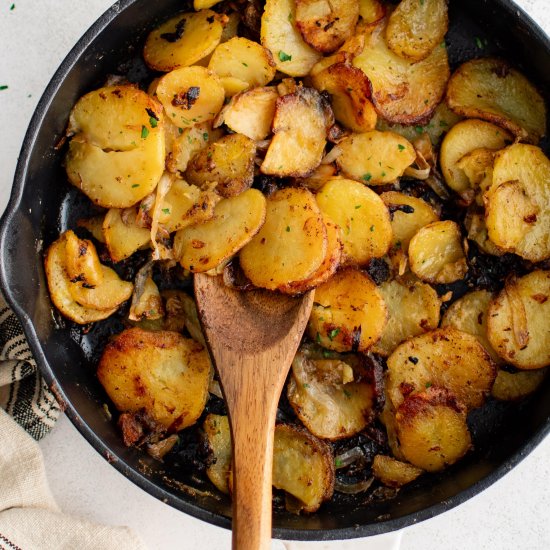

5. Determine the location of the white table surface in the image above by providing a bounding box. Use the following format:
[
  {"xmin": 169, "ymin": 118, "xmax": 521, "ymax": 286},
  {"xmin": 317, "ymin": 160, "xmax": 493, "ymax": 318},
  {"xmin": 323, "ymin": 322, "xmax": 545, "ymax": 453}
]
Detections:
[{"xmin": 1, "ymin": 1, "xmax": 549, "ymax": 549}]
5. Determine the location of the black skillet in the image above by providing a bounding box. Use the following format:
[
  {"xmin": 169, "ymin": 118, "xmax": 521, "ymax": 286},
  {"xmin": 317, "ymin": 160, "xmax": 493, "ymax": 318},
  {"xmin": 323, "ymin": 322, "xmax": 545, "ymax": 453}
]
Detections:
[{"xmin": 1, "ymin": 0, "xmax": 549, "ymax": 541}]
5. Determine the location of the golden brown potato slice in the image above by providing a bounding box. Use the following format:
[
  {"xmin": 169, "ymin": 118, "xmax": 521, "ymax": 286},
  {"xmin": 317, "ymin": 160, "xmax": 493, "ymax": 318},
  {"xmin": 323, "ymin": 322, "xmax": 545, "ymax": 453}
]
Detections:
[
  {"xmin": 156, "ymin": 66, "xmax": 225, "ymax": 129},
  {"xmin": 386, "ymin": 0, "xmax": 448, "ymax": 62},
  {"xmin": 194, "ymin": 0, "xmax": 222, "ymax": 8},
  {"xmin": 491, "ymin": 368, "xmax": 547, "ymax": 401},
  {"xmin": 335, "ymin": 131, "xmax": 416, "ymax": 185},
  {"xmin": 316, "ymin": 178, "xmax": 392, "ymax": 265},
  {"xmin": 308, "ymin": 268, "xmax": 387, "ymax": 352},
  {"xmin": 446, "ymin": 58, "xmax": 547, "ymax": 143},
  {"xmin": 143, "ymin": 10, "xmax": 225, "ymax": 72},
  {"xmin": 408, "ymin": 220, "xmax": 467, "ymax": 284},
  {"xmin": 372, "ymin": 455, "xmax": 423, "ymax": 488},
  {"xmin": 386, "ymin": 327, "xmax": 497, "ymax": 410},
  {"xmin": 64, "ymin": 230, "xmax": 103, "ymax": 286},
  {"xmin": 372, "ymin": 278, "xmax": 440, "ymax": 357},
  {"xmin": 128, "ymin": 276, "xmax": 164, "ymax": 322},
  {"xmin": 103, "ymin": 208, "xmax": 151, "ymax": 262},
  {"xmin": 240, "ymin": 187, "xmax": 327, "ymax": 290},
  {"xmin": 296, "ymin": 164, "xmax": 338, "ymax": 192},
  {"xmin": 97, "ymin": 328, "xmax": 212, "ymax": 431},
  {"xmin": 261, "ymin": 0, "xmax": 322, "ymax": 76},
  {"xmin": 219, "ymin": 76, "xmax": 249, "ymax": 97},
  {"xmin": 185, "ymin": 133, "xmax": 256, "ymax": 198},
  {"xmin": 295, "ymin": 0, "xmax": 359, "ymax": 53},
  {"xmin": 208, "ymin": 37, "xmax": 276, "ymax": 88},
  {"xmin": 215, "ymin": 87, "xmax": 279, "ymax": 141},
  {"xmin": 380, "ymin": 192, "xmax": 439, "ymax": 251},
  {"xmin": 486, "ymin": 144, "xmax": 550, "ymax": 262},
  {"xmin": 358, "ymin": 0, "xmax": 385, "ymax": 24},
  {"xmin": 440, "ymin": 119, "xmax": 512, "ymax": 195},
  {"xmin": 441, "ymin": 290, "xmax": 503, "ymax": 365},
  {"xmin": 273, "ymin": 424, "xmax": 334, "ymax": 512},
  {"xmin": 395, "ymin": 387, "xmax": 472, "ymax": 472},
  {"xmin": 353, "ymin": 20, "xmax": 449, "ymax": 124},
  {"xmin": 287, "ymin": 347, "xmax": 376, "ymax": 439},
  {"xmin": 203, "ymin": 414, "xmax": 232, "ymax": 494},
  {"xmin": 174, "ymin": 189, "xmax": 266, "ymax": 273},
  {"xmin": 487, "ymin": 270, "xmax": 550, "ymax": 370},
  {"xmin": 311, "ymin": 62, "xmax": 377, "ymax": 133},
  {"xmin": 77, "ymin": 216, "xmax": 106, "ymax": 244},
  {"xmin": 65, "ymin": 86, "xmax": 165, "ymax": 208},
  {"xmin": 261, "ymin": 87, "xmax": 332, "ymax": 177}
]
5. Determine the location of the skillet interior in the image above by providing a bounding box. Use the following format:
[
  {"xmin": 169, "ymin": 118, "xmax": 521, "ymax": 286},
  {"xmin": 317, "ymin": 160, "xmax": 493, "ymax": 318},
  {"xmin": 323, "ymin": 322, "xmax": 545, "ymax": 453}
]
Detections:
[{"xmin": 1, "ymin": 0, "xmax": 549, "ymax": 540}]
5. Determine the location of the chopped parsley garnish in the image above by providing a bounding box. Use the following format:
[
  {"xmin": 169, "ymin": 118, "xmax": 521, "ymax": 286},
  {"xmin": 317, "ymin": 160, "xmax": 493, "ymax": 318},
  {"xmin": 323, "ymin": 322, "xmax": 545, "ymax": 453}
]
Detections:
[
  {"xmin": 242, "ymin": 62, "xmax": 248, "ymax": 67},
  {"xmin": 10, "ymin": 4, "xmax": 15, "ymax": 10},
  {"xmin": 203, "ymin": 132, "xmax": 209, "ymax": 141},
  {"xmin": 425, "ymin": 382, "xmax": 432, "ymax": 388},
  {"xmin": 369, "ymin": 224, "xmax": 375, "ymax": 232},
  {"xmin": 397, "ymin": 144, "xmax": 406, "ymax": 151},
  {"xmin": 475, "ymin": 36, "xmax": 484, "ymax": 49},
  {"xmin": 355, "ymin": 204, "xmax": 362, "ymax": 209},
  {"xmin": 0, "ymin": 85, "xmax": 8, "ymax": 91},
  {"xmin": 286, "ymin": 226, "xmax": 291, "ymax": 232},
  {"xmin": 278, "ymin": 50, "xmax": 292, "ymax": 62},
  {"xmin": 335, "ymin": 458, "xmax": 343, "ymax": 467},
  {"xmin": 162, "ymin": 208, "xmax": 170, "ymax": 214},
  {"xmin": 439, "ymin": 120, "xmax": 448, "ymax": 127},
  {"xmin": 343, "ymin": 389, "xmax": 352, "ymax": 398},
  {"xmin": 131, "ymin": 184, "xmax": 140, "ymax": 188},
  {"xmin": 149, "ymin": 117, "xmax": 158, "ymax": 128},
  {"xmin": 316, "ymin": 332, "xmax": 322, "ymax": 344},
  {"xmin": 328, "ymin": 328, "xmax": 340, "ymax": 341},
  {"xmin": 303, "ymin": 383, "xmax": 310, "ymax": 389},
  {"xmin": 362, "ymin": 173, "xmax": 372, "ymax": 182},
  {"xmin": 141, "ymin": 125, "xmax": 149, "ymax": 139},
  {"xmin": 414, "ymin": 126, "xmax": 424, "ymax": 134}
]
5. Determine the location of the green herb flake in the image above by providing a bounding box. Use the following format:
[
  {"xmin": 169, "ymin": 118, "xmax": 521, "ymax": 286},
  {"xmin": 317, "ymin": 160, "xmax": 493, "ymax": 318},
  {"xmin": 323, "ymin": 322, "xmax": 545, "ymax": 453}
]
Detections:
[
  {"xmin": 343, "ymin": 389, "xmax": 352, "ymax": 398},
  {"xmin": 141, "ymin": 125, "xmax": 149, "ymax": 139},
  {"xmin": 303, "ymin": 383, "xmax": 310, "ymax": 389},
  {"xmin": 414, "ymin": 126, "xmax": 424, "ymax": 134},
  {"xmin": 369, "ymin": 224, "xmax": 375, "ymax": 232},
  {"xmin": 439, "ymin": 120, "xmax": 449, "ymax": 127},
  {"xmin": 278, "ymin": 50, "xmax": 292, "ymax": 62},
  {"xmin": 0, "ymin": 85, "xmax": 8, "ymax": 91},
  {"xmin": 425, "ymin": 381, "xmax": 432, "ymax": 388},
  {"xmin": 131, "ymin": 184, "xmax": 140, "ymax": 188},
  {"xmin": 419, "ymin": 0, "xmax": 425, "ymax": 5},
  {"xmin": 362, "ymin": 173, "xmax": 372, "ymax": 182},
  {"xmin": 381, "ymin": 171, "xmax": 386, "ymax": 177},
  {"xmin": 162, "ymin": 208, "xmax": 170, "ymax": 214},
  {"xmin": 335, "ymin": 458, "xmax": 343, "ymax": 468},
  {"xmin": 322, "ymin": 350, "xmax": 332, "ymax": 358},
  {"xmin": 203, "ymin": 132, "xmax": 209, "ymax": 141},
  {"xmin": 355, "ymin": 204, "xmax": 362, "ymax": 209},
  {"xmin": 242, "ymin": 62, "xmax": 249, "ymax": 67},
  {"xmin": 178, "ymin": 127, "xmax": 184, "ymax": 134},
  {"xmin": 475, "ymin": 36, "xmax": 484, "ymax": 49},
  {"xmin": 10, "ymin": 3, "xmax": 15, "ymax": 10},
  {"xmin": 286, "ymin": 226, "xmax": 291, "ymax": 232},
  {"xmin": 328, "ymin": 328, "xmax": 340, "ymax": 341},
  {"xmin": 149, "ymin": 117, "xmax": 158, "ymax": 128},
  {"xmin": 316, "ymin": 332, "xmax": 322, "ymax": 344},
  {"xmin": 397, "ymin": 144, "xmax": 405, "ymax": 152}
]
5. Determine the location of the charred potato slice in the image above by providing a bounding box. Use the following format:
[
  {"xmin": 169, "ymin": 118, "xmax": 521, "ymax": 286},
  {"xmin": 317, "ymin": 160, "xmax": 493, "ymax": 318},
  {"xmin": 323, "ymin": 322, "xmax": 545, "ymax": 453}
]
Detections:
[
  {"xmin": 487, "ymin": 270, "xmax": 550, "ymax": 370},
  {"xmin": 143, "ymin": 10, "xmax": 225, "ymax": 71},
  {"xmin": 372, "ymin": 455, "xmax": 423, "ymax": 488},
  {"xmin": 386, "ymin": 327, "xmax": 497, "ymax": 410},
  {"xmin": 395, "ymin": 387, "xmax": 472, "ymax": 472},
  {"xmin": 65, "ymin": 86, "xmax": 165, "ymax": 208},
  {"xmin": 273, "ymin": 424, "xmax": 334, "ymax": 512},
  {"xmin": 486, "ymin": 144, "xmax": 550, "ymax": 262},
  {"xmin": 295, "ymin": 0, "xmax": 359, "ymax": 54},
  {"xmin": 156, "ymin": 66, "xmax": 225, "ymax": 129},
  {"xmin": 335, "ymin": 131, "xmax": 416, "ymax": 185},
  {"xmin": 386, "ymin": 0, "xmax": 448, "ymax": 62},
  {"xmin": 174, "ymin": 189, "xmax": 266, "ymax": 273},
  {"xmin": 261, "ymin": 87, "xmax": 332, "ymax": 177},
  {"xmin": 186, "ymin": 133, "xmax": 256, "ymax": 198},
  {"xmin": 372, "ymin": 278, "xmax": 440, "ymax": 357},
  {"xmin": 408, "ymin": 220, "xmax": 467, "ymax": 284},
  {"xmin": 308, "ymin": 268, "xmax": 388, "ymax": 352},
  {"xmin": 208, "ymin": 37, "xmax": 276, "ymax": 87},
  {"xmin": 240, "ymin": 187, "xmax": 327, "ymax": 290},
  {"xmin": 103, "ymin": 208, "xmax": 151, "ymax": 262},
  {"xmin": 316, "ymin": 178, "xmax": 393, "ymax": 264},
  {"xmin": 97, "ymin": 328, "xmax": 212, "ymax": 431},
  {"xmin": 491, "ymin": 368, "xmax": 547, "ymax": 401},
  {"xmin": 64, "ymin": 230, "xmax": 103, "ymax": 286},
  {"xmin": 287, "ymin": 347, "xmax": 376, "ymax": 439},
  {"xmin": 261, "ymin": 0, "xmax": 322, "ymax": 77},
  {"xmin": 446, "ymin": 58, "xmax": 546, "ymax": 143},
  {"xmin": 353, "ymin": 20, "xmax": 450, "ymax": 124},
  {"xmin": 203, "ymin": 414, "xmax": 232, "ymax": 494}
]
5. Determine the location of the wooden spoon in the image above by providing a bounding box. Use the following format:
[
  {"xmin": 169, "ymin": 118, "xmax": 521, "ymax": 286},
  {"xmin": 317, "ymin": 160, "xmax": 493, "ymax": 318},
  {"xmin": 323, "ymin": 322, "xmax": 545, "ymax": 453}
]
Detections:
[{"xmin": 194, "ymin": 273, "xmax": 314, "ymax": 550}]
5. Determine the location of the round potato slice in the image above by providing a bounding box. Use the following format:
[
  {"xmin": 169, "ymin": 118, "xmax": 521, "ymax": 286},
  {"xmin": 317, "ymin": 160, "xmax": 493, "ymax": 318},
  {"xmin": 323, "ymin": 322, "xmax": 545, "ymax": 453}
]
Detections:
[
  {"xmin": 97, "ymin": 328, "xmax": 212, "ymax": 431},
  {"xmin": 143, "ymin": 10, "xmax": 225, "ymax": 72},
  {"xmin": 409, "ymin": 220, "xmax": 467, "ymax": 284},
  {"xmin": 358, "ymin": 0, "xmax": 385, "ymax": 25},
  {"xmin": 386, "ymin": 327, "xmax": 497, "ymax": 410},
  {"xmin": 487, "ymin": 270, "xmax": 550, "ymax": 370},
  {"xmin": 372, "ymin": 455, "xmax": 423, "ymax": 488},
  {"xmin": 446, "ymin": 58, "xmax": 547, "ymax": 143},
  {"xmin": 316, "ymin": 178, "xmax": 392, "ymax": 265},
  {"xmin": 103, "ymin": 208, "xmax": 151, "ymax": 262},
  {"xmin": 308, "ymin": 268, "xmax": 388, "ymax": 353},
  {"xmin": 491, "ymin": 368, "xmax": 547, "ymax": 401},
  {"xmin": 156, "ymin": 66, "xmax": 225, "ymax": 129}
]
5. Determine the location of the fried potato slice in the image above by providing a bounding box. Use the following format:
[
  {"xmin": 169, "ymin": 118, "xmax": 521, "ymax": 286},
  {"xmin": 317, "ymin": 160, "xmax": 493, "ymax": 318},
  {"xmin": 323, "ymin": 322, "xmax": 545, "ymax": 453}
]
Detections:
[
  {"xmin": 491, "ymin": 368, "xmax": 547, "ymax": 401},
  {"xmin": 174, "ymin": 189, "xmax": 266, "ymax": 273},
  {"xmin": 208, "ymin": 37, "xmax": 276, "ymax": 87},
  {"xmin": 380, "ymin": 191, "xmax": 439, "ymax": 251},
  {"xmin": 372, "ymin": 455, "xmax": 423, "ymax": 488},
  {"xmin": 240, "ymin": 187, "xmax": 327, "ymax": 290},
  {"xmin": 273, "ymin": 424, "xmax": 335, "ymax": 512},
  {"xmin": 487, "ymin": 270, "xmax": 550, "ymax": 370},
  {"xmin": 395, "ymin": 387, "xmax": 472, "ymax": 472},
  {"xmin": 295, "ymin": 0, "xmax": 359, "ymax": 53},
  {"xmin": 311, "ymin": 62, "xmax": 377, "ymax": 133},
  {"xmin": 440, "ymin": 119, "xmax": 512, "ymax": 195},
  {"xmin": 372, "ymin": 278, "xmax": 440, "ymax": 357},
  {"xmin": 143, "ymin": 10, "xmax": 225, "ymax": 72},
  {"xmin": 215, "ymin": 87, "xmax": 279, "ymax": 141},
  {"xmin": 65, "ymin": 86, "xmax": 165, "ymax": 208},
  {"xmin": 358, "ymin": 0, "xmax": 385, "ymax": 25},
  {"xmin": 103, "ymin": 208, "xmax": 151, "ymax": 262},
  {"xmin": 156, "ymin": 66, "xmax": 225, "ymax": 129},
  {"xmin": 446, "ymin": 58, "xmax": 547, "ymax": 143},
  {"xmin": 386, "ymin": 327, "xmax": 497, "ymax": 410},
  {"xmin": 203, "ymin": 414, "xmax": 232, "ymax": 494},
  {"xmin": 386, "ymin": 0, "xmax": 448, "ymax": 62},
  {"xmin": 308, "ymin": 268, "xmax": 388, "ymax": 352},
  {"xmin": 353, "ymin": 20, "xmax": 449, "ymax": 124},
  {"xmin": 64, "ymin": 230, "xmax": 103, "ymax": 286},
  {"xmin": 97, "ymin": 328, "xmax": 212, "ymax": 431},
  {"xmin": 261, "ymin": 87, "xmax": 332, "ymax": 177},
  {"xmin": 296, "ymin": 164, "xmax": 338, "ymax": 192},
  {"xmin": 287, "ymin": 347, "xmax": 376, "ymax": 439},
  {"xmin": 335, "ymin": 131, "xmax": 416, "ymax": 185},
  {"xmin": 408, "ymin": 220, "xmax": 467, "ymax": 284},
  {"xmin": 316, "ymin": 178, "xmax": 392, "ymax": 265},
  {"xmin": 261, "ymin": 0, "xmax": 322, "ymax": 76},
  {"xmin": 486, "ymin": 144, "xmax": 550, "ymax": 262}
]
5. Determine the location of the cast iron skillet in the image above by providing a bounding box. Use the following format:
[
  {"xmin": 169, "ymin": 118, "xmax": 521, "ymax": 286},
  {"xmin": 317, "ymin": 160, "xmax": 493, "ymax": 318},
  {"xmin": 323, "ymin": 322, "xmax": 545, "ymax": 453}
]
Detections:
[{"xmin": 1, "ymin": 0, "xmax": 549, "ymax": 541}]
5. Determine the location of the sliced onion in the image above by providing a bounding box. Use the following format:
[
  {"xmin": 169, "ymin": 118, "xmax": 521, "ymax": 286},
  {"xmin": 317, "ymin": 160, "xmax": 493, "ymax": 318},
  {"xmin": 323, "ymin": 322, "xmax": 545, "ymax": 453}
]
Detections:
[
  {"xmin": 209, "ymin": 379, "xmax": 224, "ymax": 399},
  {"xmin": 146, "ymin": 434, "xmax": 179, "ymax": 461},
  {"xmin": 129, "ymin": 259, "xmax": 155, "ymax": 321},
  {"xmin": 404, "ymin": 165, "xmax": 431, "ymax": 180},
  {"xmin": 321, "ymin": 146, "xmax": 342, "ymax": 165},
  {"xmin": 150, "ymin": 173, "xmax": 174, "ymax": 260},
  {"xmin": 334, "ymin": 477, "xmax": 374, "ymax": 494},
  {"xmin": 334, "ymin": 446, "xmax": 365, "ymax": 469}
]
